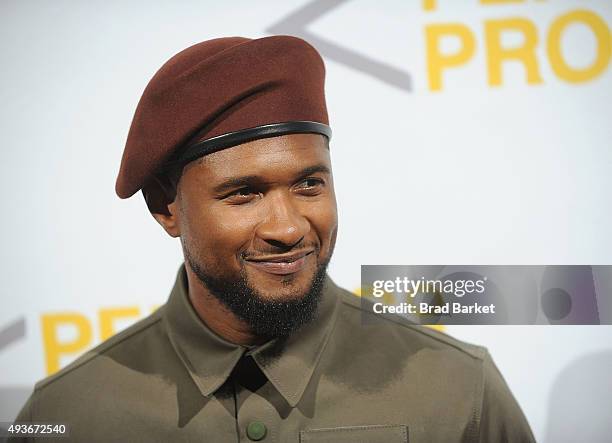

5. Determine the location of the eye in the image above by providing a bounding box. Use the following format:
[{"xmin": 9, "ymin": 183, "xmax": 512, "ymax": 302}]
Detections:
[
  {"xmin": 224, "ymin": 187, "xmax": 259, "ymax": 203},
  {"xmin": 295, "ymin": 177, "xmax": 325, "ymax": 194},
  {"xmin": 235, "ymin": 188, "xmax": 253, "ymax": 196}
]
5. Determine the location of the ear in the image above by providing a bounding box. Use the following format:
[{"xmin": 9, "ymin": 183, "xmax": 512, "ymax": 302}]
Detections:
[{"xmin": 142, "ymin": 176, "xmax": 181, "ymax": 238}]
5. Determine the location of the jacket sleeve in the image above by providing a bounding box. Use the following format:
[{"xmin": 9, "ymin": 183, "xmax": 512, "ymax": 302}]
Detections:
[{"xmin": 477, "ymin": 350, "xmax": 536, "ymax": 443}]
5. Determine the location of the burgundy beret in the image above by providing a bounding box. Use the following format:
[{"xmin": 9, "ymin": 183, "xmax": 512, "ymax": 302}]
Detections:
[{"xmin": 116, "ymin": 35, "xmax": 331, "ymax": 199}]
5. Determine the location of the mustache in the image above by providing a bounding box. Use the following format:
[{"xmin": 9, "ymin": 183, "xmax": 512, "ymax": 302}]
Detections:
[{"xmin": 241, "ymin": 242, "xmax": 319, "ymax": 260}]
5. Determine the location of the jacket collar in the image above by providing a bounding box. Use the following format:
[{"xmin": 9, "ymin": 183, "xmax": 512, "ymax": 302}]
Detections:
[{"xmin": 163, "ymin": 265, "xmax": 340, "ymax": 407}]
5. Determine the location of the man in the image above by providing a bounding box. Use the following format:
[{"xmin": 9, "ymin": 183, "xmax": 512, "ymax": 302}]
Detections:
[{"xmin": 13, "ymin": 36, "xmax": 534, "ymax": 442}]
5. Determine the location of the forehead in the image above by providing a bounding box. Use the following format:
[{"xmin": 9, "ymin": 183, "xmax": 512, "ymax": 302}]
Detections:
[{"xmin": 182, "ymin": 133, "xmax": 331, "ymax": 183}]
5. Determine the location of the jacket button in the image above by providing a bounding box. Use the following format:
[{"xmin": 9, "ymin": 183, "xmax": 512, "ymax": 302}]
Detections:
[{"xmin": 246, "ymin": 421, "xmax": 267, "ymax": 441}]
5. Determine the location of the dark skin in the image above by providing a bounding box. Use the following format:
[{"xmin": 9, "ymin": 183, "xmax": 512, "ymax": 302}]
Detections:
[{"xmin": 146, "ymin": 133, "xmax": 338, "ymax": 345}]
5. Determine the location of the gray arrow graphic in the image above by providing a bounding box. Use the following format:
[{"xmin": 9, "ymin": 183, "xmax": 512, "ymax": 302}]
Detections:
[
  {"xmin": 267, "ymin": 0, "xmax": 412, "ymax": 91},
  {"xmin": 0, "ymin": 317, "xmax": 26, "ymax": 352}
]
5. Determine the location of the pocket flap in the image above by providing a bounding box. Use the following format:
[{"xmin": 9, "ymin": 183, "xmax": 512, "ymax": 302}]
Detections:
[{"xmin": 300, "ymin": 424, "xmax": 408, "ymax": 443}]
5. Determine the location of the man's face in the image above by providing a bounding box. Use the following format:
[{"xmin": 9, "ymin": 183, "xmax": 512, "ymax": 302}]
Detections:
[{"xmin": 173, "ymin": 133, "xmax": 338, "ymax": 334}]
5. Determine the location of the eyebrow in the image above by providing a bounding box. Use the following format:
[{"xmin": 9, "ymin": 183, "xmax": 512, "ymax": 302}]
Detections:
[{"xmin": 212, "ymin": 164, "xmax": 331, "ymax": 195}]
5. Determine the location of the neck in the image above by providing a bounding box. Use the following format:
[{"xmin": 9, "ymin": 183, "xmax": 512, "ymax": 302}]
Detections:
[{"xmin": 184, "ymin": 262, "xmax": 267, "ymax": 346}]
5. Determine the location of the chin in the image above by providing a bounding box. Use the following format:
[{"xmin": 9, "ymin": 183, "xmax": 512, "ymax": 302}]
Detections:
[
  {"xmin": 248, "ymin": 270, "xmax": 317, "ymax": 302},
  {"xmin": 255, "ymin": 280, "xmax": 313, "ymax": 303}
]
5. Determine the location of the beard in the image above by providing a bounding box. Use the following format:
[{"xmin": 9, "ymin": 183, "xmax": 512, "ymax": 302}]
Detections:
[{"xmin": 184, "ymin": 247, "xmax": 330, "ymax": 339}]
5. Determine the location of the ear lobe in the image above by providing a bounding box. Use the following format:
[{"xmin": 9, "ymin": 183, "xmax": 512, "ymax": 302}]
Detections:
[{"xmin": 142, "ymin": 177, "xmax": 181, "ymax": 238}]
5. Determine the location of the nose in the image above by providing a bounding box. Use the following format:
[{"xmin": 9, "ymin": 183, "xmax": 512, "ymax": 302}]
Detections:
[{"xmin": 255, "ymin": 191, "xmax": 310, "ymax": 248}]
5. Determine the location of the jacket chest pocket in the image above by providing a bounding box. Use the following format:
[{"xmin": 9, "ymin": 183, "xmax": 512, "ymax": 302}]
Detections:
[{"xmin": 299, "ymin": 424, "xmax": 408, "ymax": 443}]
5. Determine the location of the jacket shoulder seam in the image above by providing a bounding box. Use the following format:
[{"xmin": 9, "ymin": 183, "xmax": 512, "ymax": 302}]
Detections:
[
  {"xmin": 339, "ymin": 293, "xmax": 486, "ymax": 361},
  {"xmin": 35, "ymin": 313, "xmax": 163, "ymax": 390}
]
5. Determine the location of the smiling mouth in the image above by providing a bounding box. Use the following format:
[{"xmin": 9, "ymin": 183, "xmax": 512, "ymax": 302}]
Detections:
[{"xmin": 244, "ymin": 250, "xmax": 315, "ymax": 275}]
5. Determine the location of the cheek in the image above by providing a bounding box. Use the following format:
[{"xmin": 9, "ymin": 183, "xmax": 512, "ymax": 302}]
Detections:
[
  {"xmin": 310, "ymin": 200, "xmax": 338, "ymax": 248},
  {"xmin": 180, "ymin": 204, "xmax": 256, "ymax": 263}
]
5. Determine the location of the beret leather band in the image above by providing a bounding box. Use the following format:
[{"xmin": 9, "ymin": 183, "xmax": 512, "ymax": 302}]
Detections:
[{"xmin": 163, "ymin": 121, "xmax": 332, "ymax": 170}]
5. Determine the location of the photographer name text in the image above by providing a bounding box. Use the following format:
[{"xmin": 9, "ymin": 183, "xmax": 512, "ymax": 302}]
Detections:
[{"xmin": 373, "ymin": 301, "xmax": 496, "ymax": 315}]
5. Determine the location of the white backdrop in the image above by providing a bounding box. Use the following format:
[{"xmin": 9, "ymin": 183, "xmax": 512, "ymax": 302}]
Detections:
[{"xmin": 1, "ymin": 1, "xmax": 611, "ymax": 441}]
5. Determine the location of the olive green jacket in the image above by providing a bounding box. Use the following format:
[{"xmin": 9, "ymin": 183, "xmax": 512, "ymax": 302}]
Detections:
[{"xmin": 14, "ymin": 266, "xmax": 534, "ymax": 442}]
